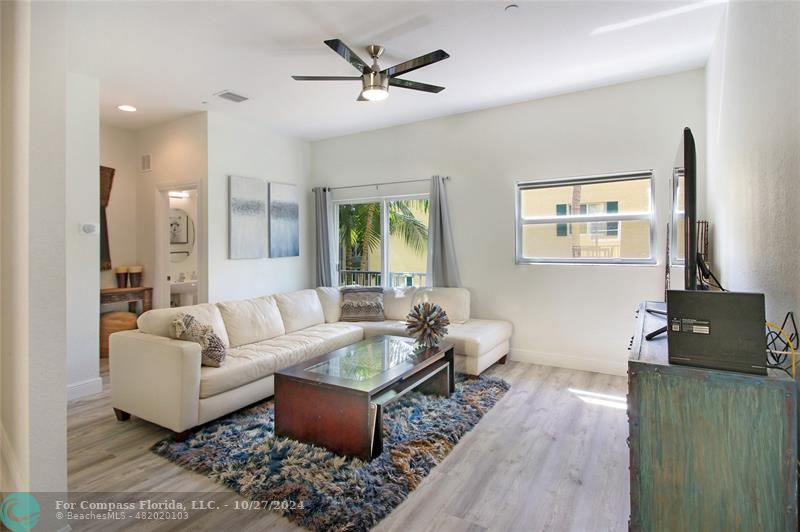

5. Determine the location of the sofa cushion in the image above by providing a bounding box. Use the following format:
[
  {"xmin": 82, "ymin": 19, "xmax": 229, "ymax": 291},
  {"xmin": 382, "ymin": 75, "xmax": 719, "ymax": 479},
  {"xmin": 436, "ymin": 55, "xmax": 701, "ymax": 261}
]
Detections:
[
  {"xmin": 340, "ymin": 287, "xmax": 384, "ymax": 322},
  {"xmin": 172, "ymin": 313, "xmax": 227, "ymax": 367},
  {"xmin": 282, "ymin": 322, "xmax": 365, "ymax": 360},
  {"xmin": 199, "ymin": 322, "xmax": 363, "ymax": 398},
  {"xmin": 315, "ymin": 287, "xmax": 342, "ymax": 323},
  {"xmin": 137, "ymin": 303, "xmax": 230, "ymax": 348},
  {"xmin": 413, "ymin": 288, "xmax": 470, "ymax": 324},
  {"xmin": 384, "ymin": 287, "xmax": 417, "ymax": 321},
  {"xmin": 274, "ymin": 289, "xmax": 326, "ymax": 333},
  {"xmin": 352, "ymin": 320, "xmax": 410, "ymax": 339},
  {"xmin": 217, "ymin": 296, "xmax": 285, "ymax": 348},
  {"xmin": 446, "ymin": 319, "xmax": 512, "ymax": 357}
]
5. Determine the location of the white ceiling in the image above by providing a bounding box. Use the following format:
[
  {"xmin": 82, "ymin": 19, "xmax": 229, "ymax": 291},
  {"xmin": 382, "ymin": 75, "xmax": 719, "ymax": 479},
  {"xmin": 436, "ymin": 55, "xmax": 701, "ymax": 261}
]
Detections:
[{"xmin": 66, "ymin": 1, "xmax": 726, "ymax": 140}]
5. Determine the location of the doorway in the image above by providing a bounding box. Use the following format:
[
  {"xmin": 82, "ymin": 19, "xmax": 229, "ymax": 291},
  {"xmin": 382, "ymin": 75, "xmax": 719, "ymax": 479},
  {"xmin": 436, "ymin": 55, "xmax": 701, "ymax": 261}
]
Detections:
[{"xmin": 154, "ymin": 183, "xmax": 205, "ymax": 308}]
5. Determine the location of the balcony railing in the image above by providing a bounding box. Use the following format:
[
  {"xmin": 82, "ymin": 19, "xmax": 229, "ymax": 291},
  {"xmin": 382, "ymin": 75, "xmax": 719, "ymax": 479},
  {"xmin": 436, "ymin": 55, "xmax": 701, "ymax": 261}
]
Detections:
[
  {"xmin": 571, "ymin": 245, "xmax": 620, "ymax": 258},
  {"xmin": 338, "ymin": 270, "xmax": 427, "ymax": 288}
]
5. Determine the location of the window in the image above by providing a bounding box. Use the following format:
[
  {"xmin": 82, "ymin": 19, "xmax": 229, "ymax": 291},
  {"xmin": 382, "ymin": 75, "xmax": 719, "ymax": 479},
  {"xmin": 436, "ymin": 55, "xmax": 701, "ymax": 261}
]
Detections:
[
  {"xmin": 335, "ymin": 195, "xmax": 429, "ymax": 287},
  {"xmin": 515, "ymin": 171, "xmax": 655, "ymax": 264},
  {"xmin": 671, "ymin": 168, "xmax": 685, "ymax": 264},
  {"xmin": 556, "ymin": 202, "xmax": 620, "ymax": 238}
]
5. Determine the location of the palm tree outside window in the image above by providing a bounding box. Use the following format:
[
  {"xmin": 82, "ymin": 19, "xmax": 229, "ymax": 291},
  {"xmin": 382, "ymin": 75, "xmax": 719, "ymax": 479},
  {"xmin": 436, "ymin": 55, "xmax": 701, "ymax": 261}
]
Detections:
[{"xmin": 335, "ymin": 195, "xmax": 429, "ymax": 288}]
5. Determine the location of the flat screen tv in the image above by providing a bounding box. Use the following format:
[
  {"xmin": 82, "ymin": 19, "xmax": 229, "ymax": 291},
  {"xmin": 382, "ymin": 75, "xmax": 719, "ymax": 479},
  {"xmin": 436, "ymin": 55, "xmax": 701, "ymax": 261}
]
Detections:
[
  {"xmin": 681, "ymin": 127, "xmax": 698, "ymax": 290},
  {"xmin": 645, "ymin": 126, "xmax": 699, "ymax": 341}
]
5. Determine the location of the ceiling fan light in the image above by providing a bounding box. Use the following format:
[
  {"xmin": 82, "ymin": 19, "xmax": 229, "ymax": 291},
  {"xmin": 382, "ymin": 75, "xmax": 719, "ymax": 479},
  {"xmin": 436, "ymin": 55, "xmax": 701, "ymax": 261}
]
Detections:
[
  {"xmin": 361, "ymin": 71, "xmax": 389, "ymax": 101},
  {"xmin": 362, "ymin": 88, "xmax": 389, "ymax": 101}
]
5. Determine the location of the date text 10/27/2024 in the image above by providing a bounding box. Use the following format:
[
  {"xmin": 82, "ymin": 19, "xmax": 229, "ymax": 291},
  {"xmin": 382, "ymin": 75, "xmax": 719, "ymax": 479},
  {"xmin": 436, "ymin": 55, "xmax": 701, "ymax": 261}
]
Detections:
[{"xmin": 54, "ymin": 499, "xmax": 305, "ymax": 513}]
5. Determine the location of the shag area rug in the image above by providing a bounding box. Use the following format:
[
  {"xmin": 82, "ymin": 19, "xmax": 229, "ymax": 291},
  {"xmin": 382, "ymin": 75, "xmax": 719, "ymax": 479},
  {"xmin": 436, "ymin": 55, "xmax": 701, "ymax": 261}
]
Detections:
[{"xmin": 152, "ymin": 374, "xmax": 510, "ymax": 531}]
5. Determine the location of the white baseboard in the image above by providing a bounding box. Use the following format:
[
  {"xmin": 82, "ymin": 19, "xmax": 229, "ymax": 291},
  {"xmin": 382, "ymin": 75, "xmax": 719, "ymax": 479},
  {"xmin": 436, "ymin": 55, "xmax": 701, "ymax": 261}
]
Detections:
[
  {"xmin": 0, "ymin": 421, "xmax": 24, "ymax": 492},
  {"xmin": 67, "ymin": 377, "xmax": 103, "ymax": 401},
  {"xmin": 510, "ymin": 347, "xmax": 628, "ymax": 377}
]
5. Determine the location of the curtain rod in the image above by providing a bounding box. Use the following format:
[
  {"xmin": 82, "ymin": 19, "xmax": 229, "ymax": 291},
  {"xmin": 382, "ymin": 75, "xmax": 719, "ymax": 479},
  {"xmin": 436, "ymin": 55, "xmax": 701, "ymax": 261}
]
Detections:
[{"xmin": 327, "ymin": 176, "xmax": 449, "ymax": 191}]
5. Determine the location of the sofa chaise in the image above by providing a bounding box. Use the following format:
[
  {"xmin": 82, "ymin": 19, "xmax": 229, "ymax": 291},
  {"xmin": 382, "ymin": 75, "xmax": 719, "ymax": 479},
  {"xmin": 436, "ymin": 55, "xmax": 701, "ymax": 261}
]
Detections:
[{"xmin": 110, "ymin": 286, "xmax": 512, "ymax": 436}]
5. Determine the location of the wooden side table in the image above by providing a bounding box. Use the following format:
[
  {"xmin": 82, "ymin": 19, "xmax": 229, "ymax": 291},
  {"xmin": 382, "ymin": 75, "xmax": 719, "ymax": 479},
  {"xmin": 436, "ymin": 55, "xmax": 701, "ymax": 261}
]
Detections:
[{"xmin": 100, "ymin": 287, "xmax": 153, "ymax": 314}]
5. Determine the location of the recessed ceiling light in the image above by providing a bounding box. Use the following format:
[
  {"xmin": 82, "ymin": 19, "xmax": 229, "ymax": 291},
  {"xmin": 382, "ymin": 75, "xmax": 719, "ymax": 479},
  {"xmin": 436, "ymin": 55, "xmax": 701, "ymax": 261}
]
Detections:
[
  {"xmin": 505, "ymin": 4, "xmax": 519, "ymax": 12},
  {"xmin": 117, "ymin": 104, "xmax": 137, "ymax": 112}
]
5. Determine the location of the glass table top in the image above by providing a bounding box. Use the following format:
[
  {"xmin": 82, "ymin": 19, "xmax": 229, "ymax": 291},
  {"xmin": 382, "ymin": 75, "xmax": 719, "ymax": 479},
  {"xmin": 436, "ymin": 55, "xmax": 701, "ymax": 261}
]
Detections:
[{"xmin": 305, "ymin": 337, "xmax": 420, "ymax": 382}]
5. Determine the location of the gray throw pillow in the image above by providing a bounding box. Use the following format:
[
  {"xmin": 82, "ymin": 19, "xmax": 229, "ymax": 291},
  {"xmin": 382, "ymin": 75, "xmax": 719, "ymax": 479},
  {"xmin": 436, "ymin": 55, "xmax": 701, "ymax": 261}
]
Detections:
[
  {"xmin": 340, "ymin": 287, "xmax": 385, "ymax": 322},
  {"xmin": 172, "ymin": 312, "xmax": 227, "ymax": 367}
]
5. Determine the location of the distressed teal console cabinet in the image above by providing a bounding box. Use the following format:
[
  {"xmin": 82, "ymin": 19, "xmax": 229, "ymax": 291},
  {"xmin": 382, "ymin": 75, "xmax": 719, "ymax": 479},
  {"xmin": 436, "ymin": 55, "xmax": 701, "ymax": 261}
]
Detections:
[{"xmin": 629, "ymin": 301, "xmax": 797, "ymax": 531}]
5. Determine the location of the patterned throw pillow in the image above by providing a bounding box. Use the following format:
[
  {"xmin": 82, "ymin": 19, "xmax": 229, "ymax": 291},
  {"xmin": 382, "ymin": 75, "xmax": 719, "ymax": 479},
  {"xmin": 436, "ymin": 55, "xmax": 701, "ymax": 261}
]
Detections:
[
  {"xmin": 340, "ymin": 287, "xmax": 385, "ymax": 322},
  {"xmin": 172, "ymin": 313, "xmax": 227, "ymax": 367}
]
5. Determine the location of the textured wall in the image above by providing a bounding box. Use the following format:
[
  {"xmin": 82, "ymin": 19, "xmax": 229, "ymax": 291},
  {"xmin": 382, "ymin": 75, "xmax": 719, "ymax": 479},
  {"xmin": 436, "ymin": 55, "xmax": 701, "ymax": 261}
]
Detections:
[
  {"xmin": 0, "ymin": 0, "xmax": 32, "ymax": 492},
  {"xmin": 705, "ymin": 2, "xmax": 800, "ymax": 320},
  {"xmin": 0, "ymin": 0, "xmax": 72, "ymax": 492}
]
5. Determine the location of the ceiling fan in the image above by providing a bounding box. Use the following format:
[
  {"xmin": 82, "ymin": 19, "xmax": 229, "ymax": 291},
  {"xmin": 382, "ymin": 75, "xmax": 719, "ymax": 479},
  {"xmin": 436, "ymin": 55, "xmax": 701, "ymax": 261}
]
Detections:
[{"xmin": 292, "ymin": 39, "xmax": 450, "ymax": 102}]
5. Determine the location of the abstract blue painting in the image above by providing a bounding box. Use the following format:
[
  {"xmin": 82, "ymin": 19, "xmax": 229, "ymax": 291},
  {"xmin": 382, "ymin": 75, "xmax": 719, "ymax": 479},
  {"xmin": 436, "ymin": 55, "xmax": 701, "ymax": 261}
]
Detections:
[
  {"xmin": 229, "ymin": 175, "xmax": 268, "ymax": 259},
  {"xmin": 269, "ymin": 182, "xmax": 300, "ymax": 258}
]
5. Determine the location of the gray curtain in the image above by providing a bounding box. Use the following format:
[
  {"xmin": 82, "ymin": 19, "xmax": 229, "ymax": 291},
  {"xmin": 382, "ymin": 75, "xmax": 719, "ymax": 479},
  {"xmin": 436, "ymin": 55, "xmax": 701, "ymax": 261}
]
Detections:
[
  {"xmin": 314, "ymin": 187, "xmax": 334, "ymax": 287},
  {"xmin": 428, "ymin": 175, "xmax": 461, "ymax": 287}
]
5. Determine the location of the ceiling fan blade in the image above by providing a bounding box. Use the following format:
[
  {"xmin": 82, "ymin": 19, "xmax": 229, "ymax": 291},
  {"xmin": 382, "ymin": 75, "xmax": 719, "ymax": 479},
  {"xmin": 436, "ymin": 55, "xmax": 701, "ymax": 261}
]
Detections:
[
  {"xmin": 324, "ymin": 39, "xmax": 372, "ymax": 74},
  {"xmin": 382, "ymin": 49, "xmax": 449, "ymax": 78},
  {"xmin": 388, "ymin": 78, "xmax": 445, "ymax": 93},
  {"xmin": 292, "ymin": 76, "xmax": 362, "ymax": 81}
]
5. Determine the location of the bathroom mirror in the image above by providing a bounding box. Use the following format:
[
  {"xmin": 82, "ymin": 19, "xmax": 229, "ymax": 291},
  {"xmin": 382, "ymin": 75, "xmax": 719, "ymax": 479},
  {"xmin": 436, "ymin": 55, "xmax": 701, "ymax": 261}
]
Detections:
[{"xmin": 169, "ymin": 208, "xmax": 195, "ymax": 262}]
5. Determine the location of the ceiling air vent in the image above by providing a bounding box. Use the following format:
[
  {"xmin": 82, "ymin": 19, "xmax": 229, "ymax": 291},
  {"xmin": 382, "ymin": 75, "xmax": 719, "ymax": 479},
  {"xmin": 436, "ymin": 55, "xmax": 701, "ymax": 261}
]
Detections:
[
  {"xmin": 215, "ymin": 90, "xmax": 249, "ymax": 103},
  {"xmin": 141, "ymin": 154, "xmax": 152, "ymax": 172}
]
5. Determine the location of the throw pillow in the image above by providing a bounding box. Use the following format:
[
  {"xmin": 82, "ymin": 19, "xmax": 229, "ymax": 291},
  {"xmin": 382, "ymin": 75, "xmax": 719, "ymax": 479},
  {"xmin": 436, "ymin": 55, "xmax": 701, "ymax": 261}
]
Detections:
[
  {"xmin": 340, "ymin": 287, "xmax": 385, "ymax": 322},
  {"xmin": 172, "ymin": 312, "xmax": 227, "ymax": 367}
]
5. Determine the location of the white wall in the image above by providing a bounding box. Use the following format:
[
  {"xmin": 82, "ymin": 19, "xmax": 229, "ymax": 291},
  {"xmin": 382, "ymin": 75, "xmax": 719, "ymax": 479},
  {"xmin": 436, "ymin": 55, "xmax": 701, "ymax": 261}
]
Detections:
[
  {"xmin": 128, "ymin": 111, "xmax": 311, "ymax": 306},
  {"xmin": 705, "ymin": 1, "xmax": 800, "ymax": 321},
  {"xmin": 0, "ymin": 0, "xmax": 32, "ymax": 493},
  {"xmin": 312, "ymin": 70, "xmax": 706, "ymax": 376},
  {"xmin": 0, "ymin": 0, "xmax": 71, "ymax": 492},
  {"xmin": 206, "ymin": 112, "xmax": 312, "ymax": 302},
  {"xmin": 100, "ymin": 124, "xmax": 140, "ymax": 289},
  {"xmin": 135, "ymin": 112, "xmax": 209, "ymax": 304},
  {"xmin": 65, "ymin": 72, "xmax": 102, "ymax": 400}
]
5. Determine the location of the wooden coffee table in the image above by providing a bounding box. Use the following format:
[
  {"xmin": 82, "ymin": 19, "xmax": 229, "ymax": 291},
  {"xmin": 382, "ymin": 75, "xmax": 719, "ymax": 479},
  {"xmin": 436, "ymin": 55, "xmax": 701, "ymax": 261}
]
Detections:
[{"xmin": 275, "ymin": 335, "xmax": 455, "ymax": 461}]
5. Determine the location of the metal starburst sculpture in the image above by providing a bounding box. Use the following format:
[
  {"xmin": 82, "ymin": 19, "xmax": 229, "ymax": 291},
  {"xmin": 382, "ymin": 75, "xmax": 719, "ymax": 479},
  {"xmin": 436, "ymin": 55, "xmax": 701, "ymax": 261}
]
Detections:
[{"xmin": 406, "ymin": 302, "xmax": 450, "ymax": 349}]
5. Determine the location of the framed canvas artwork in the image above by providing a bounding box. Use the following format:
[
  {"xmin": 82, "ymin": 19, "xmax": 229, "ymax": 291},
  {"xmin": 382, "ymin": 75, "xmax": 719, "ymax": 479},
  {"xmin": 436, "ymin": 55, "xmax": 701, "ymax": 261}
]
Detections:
[
  {"xmin": 269, "ymin": 182, "xmax": 300, "ymax": 258},
  {"xmin": 169, "ymin": 210, "xmax": 189, "ymax": 244},
  {"xmin": 229, "ymin": 175, "xmax": 268, "ymax": 259}
]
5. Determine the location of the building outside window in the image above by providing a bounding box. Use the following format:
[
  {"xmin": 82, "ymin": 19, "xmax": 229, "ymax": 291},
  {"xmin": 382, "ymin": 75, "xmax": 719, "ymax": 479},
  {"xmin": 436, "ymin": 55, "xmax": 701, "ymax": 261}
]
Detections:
[
  {"xmin": 516, "ymin": 171, "xmax": 655, "ymax": 264},
  {"xmin": 557, "ymin": 201, "xmax": 620, "ymax": 238}
]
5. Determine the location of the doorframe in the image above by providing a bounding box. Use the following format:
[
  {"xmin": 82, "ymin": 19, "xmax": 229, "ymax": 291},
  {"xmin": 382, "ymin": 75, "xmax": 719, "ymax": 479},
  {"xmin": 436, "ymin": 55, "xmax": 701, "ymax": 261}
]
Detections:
[{"xmin": 154, "ymin": 181, "xmax": 205, "ymax": 309}]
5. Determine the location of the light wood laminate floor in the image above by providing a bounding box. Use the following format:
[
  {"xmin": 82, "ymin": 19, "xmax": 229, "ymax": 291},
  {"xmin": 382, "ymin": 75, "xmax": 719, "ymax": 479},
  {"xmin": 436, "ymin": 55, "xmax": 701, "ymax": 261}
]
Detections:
[{"xmin": 68, "ymin": 360, "xmax": 629, "ymax": 531}]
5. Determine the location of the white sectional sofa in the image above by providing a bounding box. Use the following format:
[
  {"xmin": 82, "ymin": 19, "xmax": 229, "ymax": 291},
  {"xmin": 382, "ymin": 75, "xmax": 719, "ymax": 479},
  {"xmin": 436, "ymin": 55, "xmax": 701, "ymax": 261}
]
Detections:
[{"xmin": 110, "ymin": 286, "xmax": 512, "ymax": 435}]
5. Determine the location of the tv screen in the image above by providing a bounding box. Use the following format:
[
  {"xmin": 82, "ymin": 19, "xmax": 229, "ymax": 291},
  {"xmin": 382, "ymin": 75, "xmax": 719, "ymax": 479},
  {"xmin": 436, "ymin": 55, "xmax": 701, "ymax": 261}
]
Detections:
[{"xmin": 676, "ymin": 127, "xmax": 697, "ymax": 290}]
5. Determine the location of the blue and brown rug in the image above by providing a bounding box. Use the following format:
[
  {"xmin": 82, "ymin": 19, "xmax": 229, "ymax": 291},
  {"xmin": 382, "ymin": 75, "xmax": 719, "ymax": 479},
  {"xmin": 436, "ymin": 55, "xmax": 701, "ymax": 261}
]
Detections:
[{"xmin": 152, "ymin": 374, "xmax": 510, "ymax": 531}]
